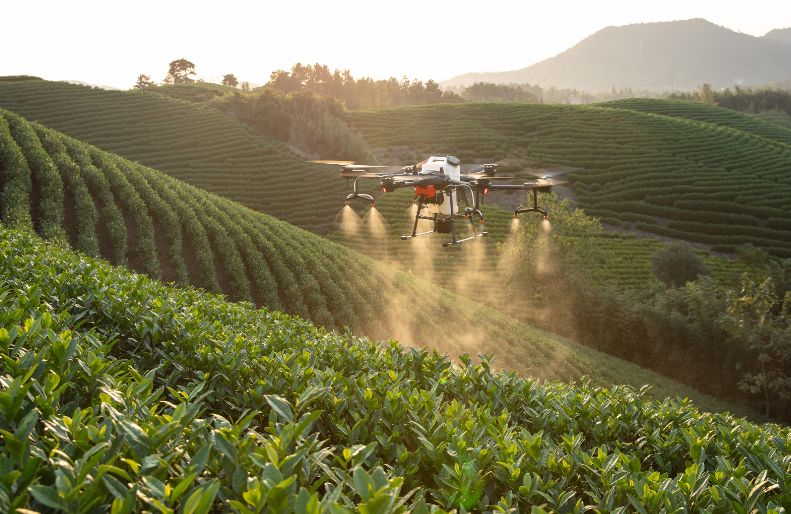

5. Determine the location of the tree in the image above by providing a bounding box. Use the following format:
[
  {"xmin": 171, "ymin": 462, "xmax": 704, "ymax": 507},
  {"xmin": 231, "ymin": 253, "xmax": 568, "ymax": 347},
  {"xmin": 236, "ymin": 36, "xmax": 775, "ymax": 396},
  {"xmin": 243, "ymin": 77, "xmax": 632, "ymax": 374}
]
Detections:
[
  {"xmin": 222, "ymin": 74, "xmax": 238, "ymax": 88},
  {"xmin": 698, "ymin": 83, "xmax": 716, "ymax": 104},
  {"xmin": 722, "ymin": 274, "xmax": 791, "ymax": 418},
  {"xmin": 133, "ymin": 74, "xmax": 156, "ymax": 90},
  {"xmin": 652, "ymin": 243, "xmax": 709, "ymax": 288},
  {"xmin": 164, "ymin": 58, "xmax": 196, "ymax": 84}
]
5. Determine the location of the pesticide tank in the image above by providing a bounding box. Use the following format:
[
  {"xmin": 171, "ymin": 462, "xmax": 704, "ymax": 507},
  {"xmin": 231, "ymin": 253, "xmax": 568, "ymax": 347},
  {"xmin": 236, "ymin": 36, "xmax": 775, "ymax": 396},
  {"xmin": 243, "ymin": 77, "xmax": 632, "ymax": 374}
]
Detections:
[{"xmin": 418, "ymin": 156, "xmax": 460, "ymax": 215}]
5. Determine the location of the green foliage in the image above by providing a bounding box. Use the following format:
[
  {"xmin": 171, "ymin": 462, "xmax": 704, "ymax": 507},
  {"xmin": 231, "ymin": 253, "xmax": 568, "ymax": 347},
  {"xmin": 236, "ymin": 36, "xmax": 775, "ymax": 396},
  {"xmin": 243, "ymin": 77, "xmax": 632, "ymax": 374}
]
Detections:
[
  {"xmin": 0, "ymin": 79, "xmax": 343, "ymax": 232},
  {"xmin": 348, "ymin": 101, "xmax": 791, "ymax": 258},
  {"xmin": 652, "ymin": 243, "xmax": 709, "ymax": 288},
  {"xmin": 211, "ymin": 88, "xmax": 372, "ymax": 162},
  {"xmin": 723, "ymin": 274, "xmax": 791, "ymax": 418},
  {"xmin": 266, "ymin": 63, "xmax": 462, "ymax": 109},
  {"xmin": 462, "ymin": 82, "xmax": 542, "ymax": 103},
  {"xmin": 0, "ymin": 227, "xmax": 788, "ymax": 512},
  {"xmin": 0, "ymin": 115, "xmax": 32, "ymax": 229},
  {"xmin": 133, "ymin": 74, "xmax": 156, "ymax": 90},
  {"xmin": 164, "ymin": 58, "xmax": 196, "ymax": 85},
  {"xmin": 222, "ymin": 74, "xmax": 238, "ymax": 88},
  {"xmin": 5, "ymin": 112, "xmax": 66, "ymax": 241}
]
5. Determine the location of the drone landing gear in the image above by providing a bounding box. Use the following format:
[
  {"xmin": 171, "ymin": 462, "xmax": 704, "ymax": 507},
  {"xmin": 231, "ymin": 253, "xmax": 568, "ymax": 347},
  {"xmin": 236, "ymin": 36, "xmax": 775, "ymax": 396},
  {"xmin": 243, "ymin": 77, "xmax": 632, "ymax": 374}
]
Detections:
[
  {"xmin": 401, "ymin": 190, "xmax": 488, "ymax": 246},
  {"xmin": 514, "ymin": 190, "xmax": 549, "ymax": 220},
  {"xmin": 344, "ymin": 176, "xmax": 376, "ymax": 207},
  {"xmin": 442, "ymin": 231, "xmax": 487, "ymax": 247}
]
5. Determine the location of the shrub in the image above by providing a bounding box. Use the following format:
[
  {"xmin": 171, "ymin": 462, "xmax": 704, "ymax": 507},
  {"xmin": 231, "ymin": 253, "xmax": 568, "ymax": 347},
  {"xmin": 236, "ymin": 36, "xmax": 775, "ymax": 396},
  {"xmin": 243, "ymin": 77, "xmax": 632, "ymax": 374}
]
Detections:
[{"xmin": 652, "ymin": 243, "xmax": 710, "ymax": 288}]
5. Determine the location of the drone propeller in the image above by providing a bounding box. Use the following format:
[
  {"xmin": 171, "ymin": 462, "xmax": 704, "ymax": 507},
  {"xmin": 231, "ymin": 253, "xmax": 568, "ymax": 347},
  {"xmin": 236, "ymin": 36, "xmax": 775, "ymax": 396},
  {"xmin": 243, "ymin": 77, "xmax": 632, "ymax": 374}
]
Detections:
[
  {"xmin": 309, "ymin": 160, "xmax": 357, "ymax": 166},
  {"xmin": 526, "ymin": 177, "xmax": 568, "ymax": 187},
  {"xmin": 342, "ymin": 164, "xmax": 391, "ymax": 170},
  {"xmin": 464, "ymin": 174, "xmax": 520, "ymax": 180},
  {"xmin": 524, "ymin": 168, "xmax": 566, "ymax": 180}
]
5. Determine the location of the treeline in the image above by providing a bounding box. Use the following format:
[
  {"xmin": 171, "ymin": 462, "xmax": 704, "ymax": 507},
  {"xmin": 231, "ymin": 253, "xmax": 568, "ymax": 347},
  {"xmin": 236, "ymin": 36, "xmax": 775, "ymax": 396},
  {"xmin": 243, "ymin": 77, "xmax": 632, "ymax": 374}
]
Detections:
[
  {"xmin": 210, "ymin": 88, "xmax": 371, "ymax": 161},
  {"xmin": 449, "ymin": 82, "xmax": 640, "ymax": 104},
  {"xmin": 267, "ymin": 63, "xmax": 463, "ymax": 109},
  {"xmin": 671, "ymin": 86, "xmax": 791, "ymax": 115}
]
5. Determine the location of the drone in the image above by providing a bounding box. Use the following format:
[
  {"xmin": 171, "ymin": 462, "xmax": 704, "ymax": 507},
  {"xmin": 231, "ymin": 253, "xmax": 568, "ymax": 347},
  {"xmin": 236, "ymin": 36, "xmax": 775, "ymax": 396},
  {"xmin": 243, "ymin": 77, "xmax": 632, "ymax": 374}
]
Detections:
[{"xmin": 320, "ymin": 156, "xmax": 565, "ymax": 247}]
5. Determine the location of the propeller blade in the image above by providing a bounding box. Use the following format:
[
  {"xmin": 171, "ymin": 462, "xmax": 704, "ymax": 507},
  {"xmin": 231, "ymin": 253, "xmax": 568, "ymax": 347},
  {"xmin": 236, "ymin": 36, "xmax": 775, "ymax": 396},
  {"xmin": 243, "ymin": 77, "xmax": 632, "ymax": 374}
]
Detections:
[
  {"xmin": 309, "ymin": 160, "xmax": 357, "ymax": 166},
  {"xmin": 524, "ymin": 168, "xmax": 566, "ymax": 179},
  {"xmin": 465, "ymin": 174, "xmax": 520, "ymax": 180},
  {"xmin": 528, "ymin": 178, "xmax": 568, "ymax": 187},
  {"xmin": 342, "ymin": 164, "xmax": 391, "ymax": 170}
]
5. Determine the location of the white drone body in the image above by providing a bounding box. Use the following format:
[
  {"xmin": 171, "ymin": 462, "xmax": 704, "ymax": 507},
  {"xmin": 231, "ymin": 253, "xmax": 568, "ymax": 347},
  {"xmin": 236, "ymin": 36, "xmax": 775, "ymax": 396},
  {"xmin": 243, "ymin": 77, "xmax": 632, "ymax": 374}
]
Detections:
[{"xmin": 418, "ymin": 156, "xmax": 460, "ymax": 215}]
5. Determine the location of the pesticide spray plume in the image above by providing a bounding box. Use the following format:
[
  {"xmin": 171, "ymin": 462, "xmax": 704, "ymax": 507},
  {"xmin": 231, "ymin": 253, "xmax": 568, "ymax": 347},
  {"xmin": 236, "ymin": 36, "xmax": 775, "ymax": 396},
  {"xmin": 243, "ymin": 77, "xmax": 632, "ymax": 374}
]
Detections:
[
  {"xmin": 335, "ymin": 204, "xmax": 362, "ymax": 237},
  {"xmin": 363, "ymin": 206, "xmax": 390, "ymax": 260},
  {"xmin": 452, "ymin": 222, "xmax": 489, "ymax": 297}
]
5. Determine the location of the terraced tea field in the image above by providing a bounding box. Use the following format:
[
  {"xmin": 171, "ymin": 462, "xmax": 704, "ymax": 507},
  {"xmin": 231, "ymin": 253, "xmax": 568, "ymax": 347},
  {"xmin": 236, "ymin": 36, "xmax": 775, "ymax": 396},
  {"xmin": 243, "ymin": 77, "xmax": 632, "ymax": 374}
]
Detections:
[
  {"xmin": 3, "ymin": 108, "xmax": 739, "ymax": 405},
  {"xmin": 0, "ymin": 77, "xmax": 345, "ymax": 232},
  {"xmin": 1, "ymin": 227, "xmax": 787, "ymax": 512},
  {"xmin": 604, "ymin": 98, "xmax": 791, "ymax": 145},
  {"xmin": 1, "ymin": 79, "xmax": 775, "ymax": 279},
  {"xmin": 348, "ymin": 102, "xmax": 791, "ymax": 257}
]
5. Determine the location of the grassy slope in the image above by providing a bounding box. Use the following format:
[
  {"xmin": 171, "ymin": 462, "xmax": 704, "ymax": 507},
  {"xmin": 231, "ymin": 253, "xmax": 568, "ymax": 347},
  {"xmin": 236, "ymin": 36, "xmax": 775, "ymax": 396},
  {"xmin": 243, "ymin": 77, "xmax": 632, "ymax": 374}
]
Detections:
[
  {"xmin": 0, "ymin": 78, "xmax": 345, "ymax": 232},
  {"xmin": 2, "ymin": 227, "xmax": 787, "ymax": 512},
  {"xmin": 347, "ymin": 102, "xmax": 791, "ymax": 257},
  {"xmin": 0, "ymin": 108, "xmax": 747, "ymax": 415}
]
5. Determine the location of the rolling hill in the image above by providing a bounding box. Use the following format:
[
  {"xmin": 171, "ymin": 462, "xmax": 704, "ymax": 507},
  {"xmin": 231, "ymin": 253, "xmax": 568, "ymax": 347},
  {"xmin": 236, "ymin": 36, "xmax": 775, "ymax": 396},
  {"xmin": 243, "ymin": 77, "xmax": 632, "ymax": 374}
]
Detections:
[
  {"xmin": 1, "ymin": 106, "xmax": 742, "ymax": 412},
  {"xmin": 347, "ymin": 101, "xmax": 791, "ymax": 257},
  {"xmin": 764, "ymin": 27, "xmax": 791, "ymax": 45},
  {"xmin": 5, "ymin": 79, "xmax": 791, "ymax": 259},
  {"xmin": 2, "ymin": 226, "xmax": 788, "ymax": 511},
  {"xmin": 0, "ymin": 77, "xmax": 346, "ymax": 232},
  {"xmin": 442, "ymin": 19, "xmax": 791, "ymax": 91}
]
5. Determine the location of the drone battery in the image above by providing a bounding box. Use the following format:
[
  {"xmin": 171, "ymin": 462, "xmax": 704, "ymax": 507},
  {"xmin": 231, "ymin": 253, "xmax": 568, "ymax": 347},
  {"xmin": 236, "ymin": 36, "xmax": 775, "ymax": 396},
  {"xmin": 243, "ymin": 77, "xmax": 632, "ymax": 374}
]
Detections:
[{"xmin": 435, "ymin": 218, "xmax": 453, "ymax": 234}]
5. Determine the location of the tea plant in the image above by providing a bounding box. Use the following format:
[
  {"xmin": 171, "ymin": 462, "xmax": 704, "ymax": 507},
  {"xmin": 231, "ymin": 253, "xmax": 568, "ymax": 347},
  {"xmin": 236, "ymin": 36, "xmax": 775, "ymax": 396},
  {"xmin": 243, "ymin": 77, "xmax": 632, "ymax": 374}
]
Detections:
[{"xmin": 0, "ymin": 228, "xmax": 788, "ymax": 512}]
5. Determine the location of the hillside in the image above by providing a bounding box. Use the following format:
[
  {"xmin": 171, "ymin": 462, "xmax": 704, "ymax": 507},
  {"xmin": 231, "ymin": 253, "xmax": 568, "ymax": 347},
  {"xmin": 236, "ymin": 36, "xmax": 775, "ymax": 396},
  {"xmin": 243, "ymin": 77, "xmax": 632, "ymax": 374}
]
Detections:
[
  {"xmin": 6, "ymin": 79, "xmax": 791, "ymax": 259},
  {"xmin": 1, "ymin": 226, "xmax": 789, "ymax": 511},
  {"xmin": 1, "ymin": 107, "xmax": 744, "ymax": 410},
  {"xmin": 347, "ymin": 102, "xmax": 791, "ymax": 257},
  {"xmin": 764, "ymin": 27, "xmax": 791, "ymax": 45},
  {"xmin": 603, "ymin": 98, "xmax": 791, "ymax": 146},
  {"xmin": 0, "ymin": 77, "xmax": 346, "ymax": 232},
  {"xmin": 442, "ymin": 19, "xmax": 791, "ymax": 90}
]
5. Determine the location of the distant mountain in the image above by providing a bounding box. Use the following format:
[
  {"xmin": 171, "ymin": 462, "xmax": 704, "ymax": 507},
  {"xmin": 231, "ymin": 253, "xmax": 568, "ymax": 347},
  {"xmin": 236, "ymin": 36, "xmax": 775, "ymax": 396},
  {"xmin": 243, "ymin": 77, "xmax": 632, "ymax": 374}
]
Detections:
[
  {"xmin": 764, "ymin": 27, "xmax": 791, "ymax": 45},
  {"xmin": 442, "ymin": 19, "xmax": 791, "ymax": 91}
]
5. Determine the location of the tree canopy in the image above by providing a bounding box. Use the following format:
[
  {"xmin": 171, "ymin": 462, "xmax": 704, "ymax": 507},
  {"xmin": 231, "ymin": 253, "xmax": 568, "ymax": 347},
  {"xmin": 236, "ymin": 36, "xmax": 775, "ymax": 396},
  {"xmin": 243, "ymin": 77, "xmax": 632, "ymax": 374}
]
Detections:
[
  {"xmin": 164, "ymin": 58, "xmax": 196, "ymax": 84},
  {"xmin": 652, "ymin": 243, "xmax": 709, "ymax": 288},
  {"xmin": 222, "ymin": 74, "xmax": 238, "ymax": 88}
]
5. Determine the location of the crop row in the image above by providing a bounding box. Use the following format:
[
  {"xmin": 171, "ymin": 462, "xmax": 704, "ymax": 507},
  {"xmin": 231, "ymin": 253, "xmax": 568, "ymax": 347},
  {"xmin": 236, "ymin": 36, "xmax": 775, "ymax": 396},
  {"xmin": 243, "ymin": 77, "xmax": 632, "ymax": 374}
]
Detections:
[
  {"xmin": 0, "ymin": 109, "xmax": 667, "ymax": 384},
  {"xmin": 0, "ymin": 79, "xmax": 347, "ymax": 233},
  {"xmin": 1, "ymin": 226, "xmax": 789, "ymax": 512},
  {"xmin": 604, "ymin": 98, "xmax": 791, "ymax": 145},
  {"xmin": 0, "ymin": 109, "xmax": 382, "ymax": 332},
  {"xmin": 348, "ymin": 102, "xmax": 791, "ymax": 257}
]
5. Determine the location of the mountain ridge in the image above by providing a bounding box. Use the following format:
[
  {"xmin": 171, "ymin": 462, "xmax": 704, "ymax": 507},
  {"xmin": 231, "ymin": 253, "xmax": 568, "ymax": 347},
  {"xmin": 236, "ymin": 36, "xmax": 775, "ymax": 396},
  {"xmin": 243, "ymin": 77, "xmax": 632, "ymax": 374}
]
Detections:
[{"xmin": 442, "ymin": 18, "xmax": 791, "ymax": 91}]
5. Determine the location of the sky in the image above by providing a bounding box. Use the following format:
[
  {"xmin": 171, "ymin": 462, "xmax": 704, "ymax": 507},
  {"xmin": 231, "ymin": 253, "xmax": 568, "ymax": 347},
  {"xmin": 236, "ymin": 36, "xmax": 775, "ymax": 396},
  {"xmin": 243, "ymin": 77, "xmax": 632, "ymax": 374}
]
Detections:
[{"xmin": 3, "ymin": 0, "xmax": 790, "ymax": 90}]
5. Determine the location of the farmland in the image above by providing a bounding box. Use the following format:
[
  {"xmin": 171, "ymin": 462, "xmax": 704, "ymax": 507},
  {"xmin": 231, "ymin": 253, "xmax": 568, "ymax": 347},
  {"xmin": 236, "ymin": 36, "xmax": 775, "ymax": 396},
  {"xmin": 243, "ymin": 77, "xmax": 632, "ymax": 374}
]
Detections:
[
  {"xmin": 0, "ymin": 78, "xmax": 760, "ymax": 289},
  {"xmin": 347, "ymin": 101, "xmax": 791, "ymax": 257},
  {"xmin": 2, "ymin": 107, "xmax": 740, "ymax": 411},
  {"xmin": 1, "ymin": 227, "xmax": 789, "ymax": 512},
  {"xmin": 0, "ymin": 77, "xmax": 346, "ymax": 232}
]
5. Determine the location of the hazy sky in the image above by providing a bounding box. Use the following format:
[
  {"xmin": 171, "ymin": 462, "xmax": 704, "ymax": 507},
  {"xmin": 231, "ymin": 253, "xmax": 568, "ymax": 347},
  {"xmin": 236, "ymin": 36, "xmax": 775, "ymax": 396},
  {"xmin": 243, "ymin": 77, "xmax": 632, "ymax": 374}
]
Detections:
[{"xmin": 3, "ymin": 0, "xmax": 790, "ymax": 89}]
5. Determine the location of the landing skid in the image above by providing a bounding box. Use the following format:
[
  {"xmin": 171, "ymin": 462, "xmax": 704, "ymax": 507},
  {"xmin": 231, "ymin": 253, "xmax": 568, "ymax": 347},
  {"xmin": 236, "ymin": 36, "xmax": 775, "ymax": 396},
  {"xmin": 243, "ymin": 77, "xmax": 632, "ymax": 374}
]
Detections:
[
  {"xmin": 401, "ymin": 230, "xmax": 434, "ymax": 240},
  {"xmin": 442, "ymin": 231, "xmax": 488, "ymax": 247}
]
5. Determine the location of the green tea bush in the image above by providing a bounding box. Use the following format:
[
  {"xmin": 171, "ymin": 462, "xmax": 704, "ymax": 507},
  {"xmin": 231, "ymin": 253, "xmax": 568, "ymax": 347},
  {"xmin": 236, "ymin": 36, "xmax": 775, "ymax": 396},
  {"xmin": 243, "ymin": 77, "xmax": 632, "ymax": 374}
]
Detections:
[{"xmin": 0, "ymin": 227, "xmax": 788, "ymax": 512}]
